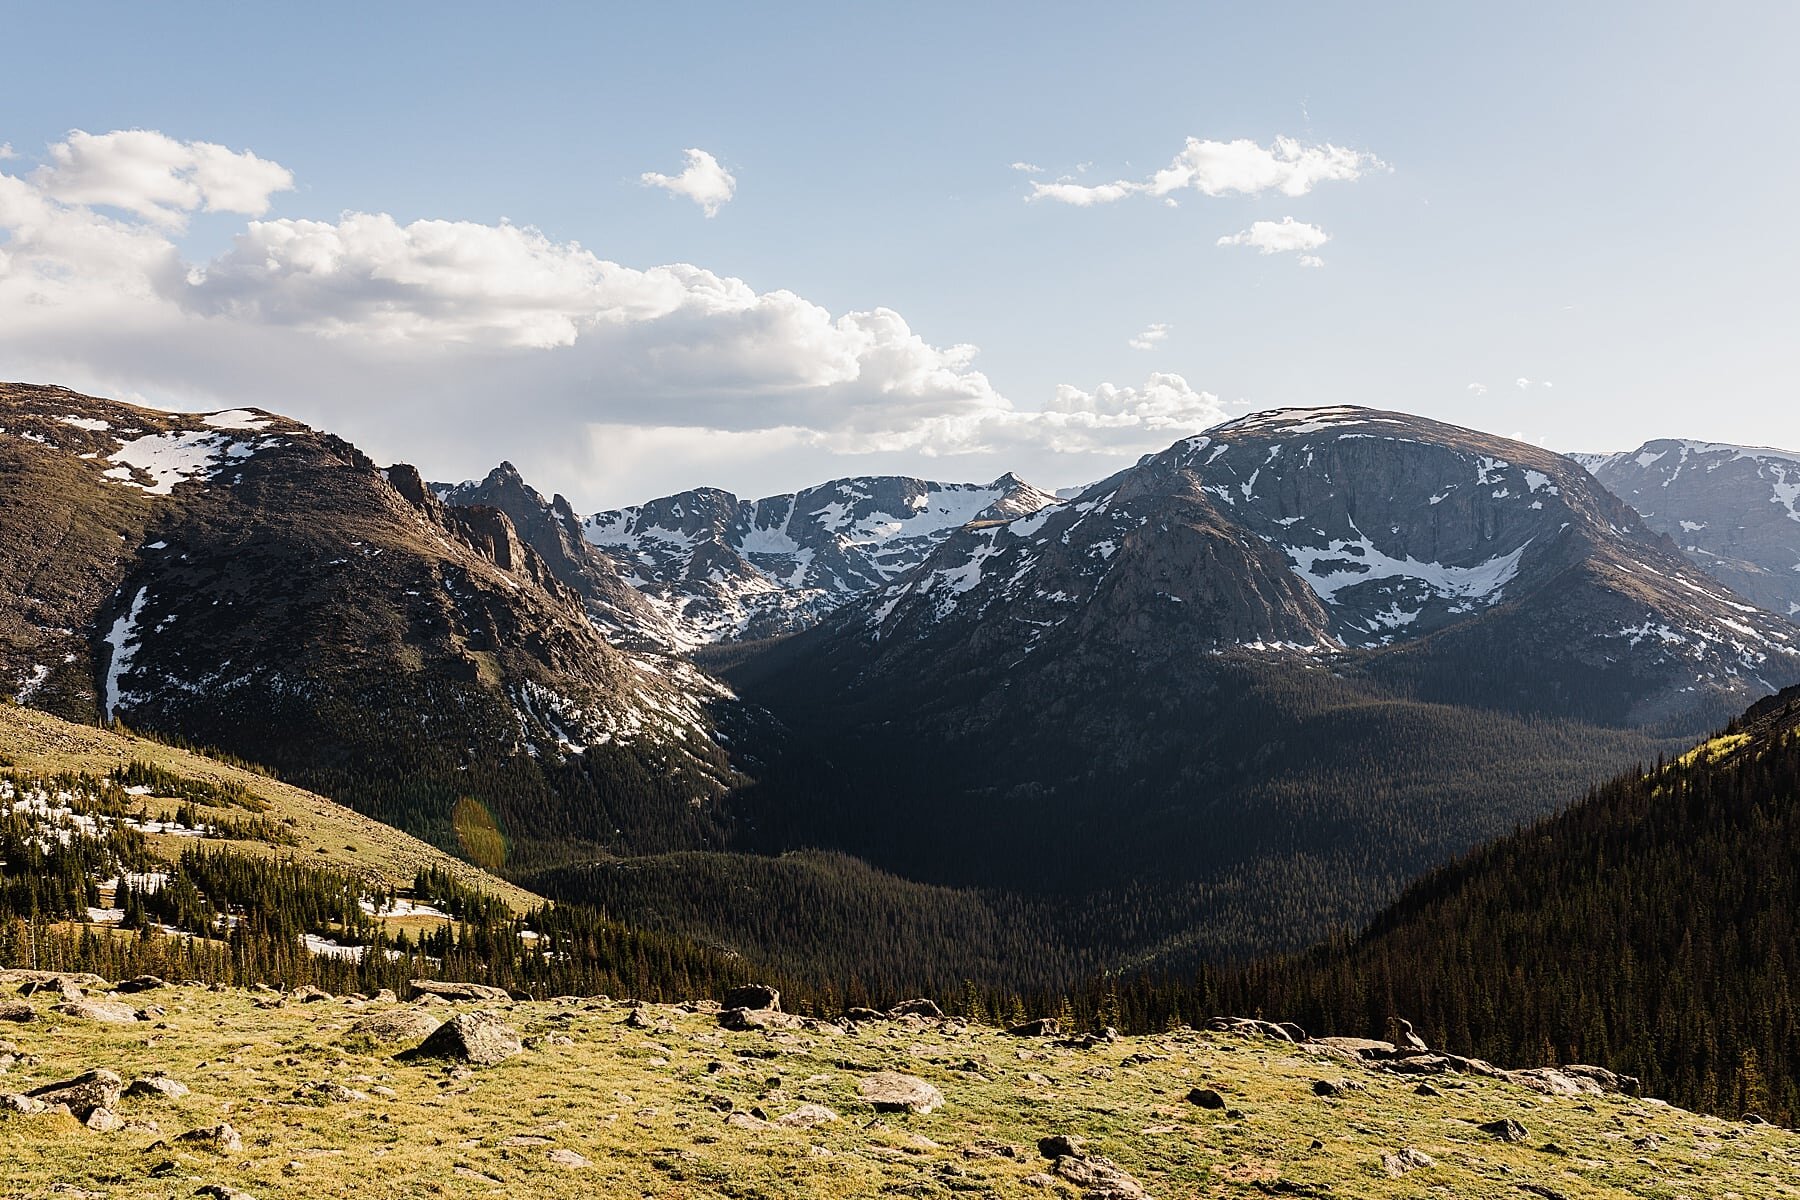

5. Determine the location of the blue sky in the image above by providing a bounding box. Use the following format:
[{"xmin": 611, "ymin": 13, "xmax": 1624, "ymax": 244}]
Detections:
[{"xmin": 2, "ymin": 2, "xmax": 1796, "ymax": 507}]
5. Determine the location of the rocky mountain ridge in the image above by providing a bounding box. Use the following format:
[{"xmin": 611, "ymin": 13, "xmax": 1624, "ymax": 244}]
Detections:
[
  {"xmin": 0, "ymin": 382, "xmax": 753, "ymax": 864},
  {"xmin": 1574, "ymin": 437, "xmax": 1800, "ymax": 622},
  {"xmin": 572, "ymin": 473, "xmax": 1059, "ymax": 645}
]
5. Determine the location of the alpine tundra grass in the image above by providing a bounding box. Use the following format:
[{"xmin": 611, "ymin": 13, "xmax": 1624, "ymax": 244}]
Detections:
[{"xmin": 2, "ymin": 982, "xmax": 1794, "ymax": 1199}]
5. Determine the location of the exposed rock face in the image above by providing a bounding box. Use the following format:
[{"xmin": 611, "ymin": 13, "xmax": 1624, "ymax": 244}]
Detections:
[
  {"xmin": 1576, "ymin": 439, "xmax": 1800, "ymax": 621},
  {"xmin": 1051, "ymin": 1152, "xmax": 1150, "ymax": 1199},
  {"xmin": 125, "ymin": 1075, "xmax": 190, "ymax": 1100},
  {"xmin": 888, "ymin": 998, "xmax": 943, "ymax": 1019},
  {"xmin": 434, "ymin": 463, "xmax": 681, "ymax": 651},
  {"xmin": 857, "ymin": 1071, "xmax": 944, "ymax": 1114},
  {"xmin": 1478, "ymin": 1117, "xmax": 1530, "ymax": 1143},
  {"xmin": 401, "ymin": 1011, "xmax": 523, "ymax": 1067},
  {"xmin": 579, "ymin": 473, "xmax": 1059, "ymax": 645},
  {"xmin": 1381, "ymin": 1147, "xmax": 1434, "ymax": 1177}
]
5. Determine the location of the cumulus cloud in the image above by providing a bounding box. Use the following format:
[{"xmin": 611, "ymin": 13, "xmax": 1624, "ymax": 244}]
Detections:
[
  {"xmin": 0, "ymin": 129, "xmax": 1245, "ymax": 505},
  {"xmin": 640, "ymin": 148, "xmax": 736, "ymax": 217},
  {"xmin": 1026, "ymin": 135, "xmax": 1381, "ymax": 207},
  {"xmin": 1515, "ymin": 377, "xmax": 1531, "ymax": 390},
  {"xmin": 1216, "ymin": 217, "xmax": 1330, "ymax": 262},
  {"xmin": 1008, "ymin": 161, "xmax": 1042, "ymax": 172},
  {"xmin": 1128, "ymin": 322, "xmax": 1169, "ymax": 351},
  {"xmin": 30, "ymin": 129, "xmax": 292, "ymax": 228},
  {"xmin": 0, "ymin": 143, "xmax": 13, "ymax": 160},
  {"xmin": 1467, "ymin": 382, "xmax": 1488, "ymax": 396}
]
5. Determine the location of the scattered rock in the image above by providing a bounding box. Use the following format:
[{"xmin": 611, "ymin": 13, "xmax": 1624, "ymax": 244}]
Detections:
[
  {"xmin": 1381, "ymin": 1147, "xmax": 1434, "ymax": 1177},
  {"xmin": 113, "ymin": 975, "xmax": 167, "ymax": 994},
  {"xmin": 722, "ymin": 984, "xmax": 781, "ymax": 1012},
  {"xmin": 288, "ymin": 985, "xmax": 333, "ymax": 1003},
  {"xmin": 718, "ymin": 1007, "xmax": 803, "ymax": 1032},
  {"xmin": 1206, "ymin": 1016, "xmax": 1302, "ymax": 1042},
  {"xmin": 1038, "ymin": 1134, "xmax": 1088, "ymax": 1159},
  {"xmin": 546, "ymin": 1147, "xmax": 590, "ymax": 1168},
  {"xmin": 1413, "ymin": 1082, "xmax": 1442, "ymax": 1097},
  {"xmin": 857, "ymin": 1071, "xmax": 944, "ymax": 1114},
  {"xmin": 1505, "ymin": 1064, "xmax": 1639, "ymax": 1097},
  {"xmin": 410, "ymin": 979, "xmax": 510, "ymax": 1002},
  {"xmin": 1007, "ymin": 1017, "xmax": 1060, "ymax": 1037},
  {"xmin": 175, "ymin": 1122, "xmax": 243, "ymax": 1153},
  {"xmin": 399, "ymin": 1011, "xmax": 522, "ymax": 1067},
  {"xmin": 126, "ymin": 1075, "xmax": 190, "ymax": 1101},
  {"xmin": 195, "ymin": 1186, "xmax": 255, "ymax": 1200},
  {"xmin": 1053, "ymin": 1153, "xmax": 1150, "ymax": 1199},
  {"xmin": 295, "ymin": 1080, "xmax": 367, "ymax": 1104},
  {"xmin": 84, "ymin": 1107, "xmax": 123, "ymax": 1132},
  {"xmin": 888, "ymin": 998, "xmax": 943, "ymax": 1019},
  {"xmin": 777, "ymin": 1103, "xmax": 839, "ymax": 1128},
  {"xmin": 1478, "ymin": 1118, "xmax": 1530, "ymax": 1143},
  {"xmin": 2, "ymin": 969, "xmax": 109, "ymax": 992},
  {"xmin": 52, "ymin": 998, "xmax": 140, "ymax": 1024},
  {"xmin": 1186, "ymin": 1087, "xmax": 1226, "ymax": 1110},
  {"xmin": 844, "ymin": 1006, "xmax": 887, "ymax": 1022},
  {"xmin": 1, "ymin": 1092, "xmax": 48, "ymax": 1114},
  {"xmin": 1388, "ymin": 1016, "xmax": 1429, "ymax": 1052},
  {"xmin": 0, "ymin": 1001, "xmax": 34, "ymax": 1023},
  {"xmin": 28, "ymin": 1069, "xmax": 124, "ymax": 1120},
  {"xmin": 349, "ymin": 1008, "xmax": 444, "ymax": 1043},
  {"xmin": 1312, "ymin": 1079, "xmax": 1356, "ymax": 1097}
]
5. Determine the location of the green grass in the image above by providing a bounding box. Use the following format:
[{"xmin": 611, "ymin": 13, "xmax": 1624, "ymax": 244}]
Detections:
[{"xmin": 3, "ymin": 984, "xmax": 1795, "ymax": 1199}]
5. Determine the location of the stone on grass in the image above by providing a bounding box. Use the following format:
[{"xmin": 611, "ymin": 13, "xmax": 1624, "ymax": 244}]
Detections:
[
  {"xmin": 175, "ymin": 1122, "xmax": 243, "ymax": 1152},
  {"xmin": 349, "ymin": 1008, "xmax": 443, "ymax": 1043},
  {"xmin": 53, "ymin": 999, "xmax": 140, "ymax": 1024},
  {"xmin": 28, "ymin": 1069, "xmax": 123, "ymax": 1120},
  {"xmin": 400, "ymin": 1010, "xmax": 522, "ymax": 1067},
  {"xmin": 411, "ymin": 979, "xmax": 510, "ymax": 1002},
  {"xmin": 546, "ymin": 1147, "xmax": 590, "ymax": 1168},
  {"xmin": 888, "ymin": 998, "xmax": 943, "ymax": 1019},
  {"xmin": 0, "ymin": 1001, "xmax": 37, "ymax": 1023},
  {"xmin": 1478, "ymin": 1117, "xmax": 1530, "ymax": 1143},
  {"xmin": 1186, "ymin": 1087, "xmax": 1226, "ymax": 1110},
  {"xmin": 1382, "ymin": 1147, "xmax": 1435, "ymax": 1177},
  {"xmin": 113, "ymin": 975, "xmax": 166, "ymax": 994},
  {"xmin": 1007, "ymin": 1017, "xmax": 1060, "ymax": 1037},
  {"xmin": 722, "ymin": 984, "xmax": 780, "ymax": 1011},
  {"xmin": 778, "ymin": 1103, "xmax": 839, "ymax": 1128},
  {"xmin": 126, "ymin": 1075, "xmax": 190, "ymax": 1101},
  {"xmin": 1053, "ymin": 1154, "xmax": 1149, "ymax": 1199},
  {"xmin": 858, "ymin": 1071, "xmax": 944, "ymax": 1114}
]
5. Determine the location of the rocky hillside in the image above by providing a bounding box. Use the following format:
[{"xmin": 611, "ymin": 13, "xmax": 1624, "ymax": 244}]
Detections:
[
  {"xmin": 0, "ymin": 383, "xmax": 756, "ymax": 866},
  {"xmin": 717, "ymin": 407, "xmax": 1800, "ymax": 961},
  {"xmin": 5, "ymin": 976, "xmax": 1790, "ymax": 1199},
  {"xmin": 1575, "ymin": 438, "xmax": 1800, "ymax": 621},
  {"xmin": 577, "ymin": 473, "xmax": 1058, "ymax": 645}
]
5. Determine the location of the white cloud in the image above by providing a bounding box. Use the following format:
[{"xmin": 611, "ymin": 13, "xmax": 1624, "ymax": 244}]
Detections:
[
  {"xmin": 30, "ymin": 129, "xmax": 291, "ymax": 228},
  {"xmin": 1467, "ymin": 382, "xmax": 1488, "ymax": 396},
  {"xmin": 1027, "ymin": 135, "xmax": 1381, "ymax": 207},
  {"xmin": 0, "ymin": 143, "xmax": 13, "ymax": 160},
  {"xmin": 640, "ymin": 147, "xmax": 736, "ymax": 217},
  {"xmin": 1128, "ymin": 322, "xmax": 1169, "ymax": 351},
  {"xmin": 1217, "ymin": 217, "xmax": 1330, "ymax": 260},
  {"xmin": 1297, "ymin": 255, "xmax": 1324, "ymax": 269},
  {"xmin": 0, "ymin": 129, "xmax": 1243, "ymax": 506},
  {"xmin": 1008, "ymin": 161, "xmax": 1042, "ymax": 172},
  {"xmin": 1515, "ymin": 377, "xmax": 1531, "ymax": 389}
]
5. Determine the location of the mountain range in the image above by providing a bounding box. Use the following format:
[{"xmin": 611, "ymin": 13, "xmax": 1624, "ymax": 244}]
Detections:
[{"xmin": 7, "ymin": 382, "xmax": 1800, "ymax": 971}]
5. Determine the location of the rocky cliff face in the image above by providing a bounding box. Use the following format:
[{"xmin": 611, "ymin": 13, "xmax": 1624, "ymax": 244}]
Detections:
[
  {"xmin": 579, "ymin": 474, "xmax": 1059, "ymax": 645},
  {"xmin": 1574, "ymin": 439, "xmax": 1800, "ymax": 622},
  {"xmin": 435, "ymin": 464, "xmax": 682, "ymax": 651},
  {"xmin": 0, "ymin": 383, "xmax": 752, "ymax": 862}
]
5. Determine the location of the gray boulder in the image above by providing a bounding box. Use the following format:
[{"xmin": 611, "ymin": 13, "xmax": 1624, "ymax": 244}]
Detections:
[
  {"xmin": 1478, "ymin": 1118, "xmax": 1530, "ymax": 1143},
  {"xmin": 400, "ymin": 1011, "xmax": 522, "ymax": 1067},
  {"xmin": 176, "ymin": 1122, "xmax": 243, "ymax": 1152},
  {"xmin": 1053, "ymin": 1154, "xmax": 1149, "ymax": 1199},
  {"xmin": 126, "ymin": 1075, "xmax": 190, "ymax": 1101},
  {"xmin": 349, "ymin": 1008, "xmax": 444, "ymax": 1043},
  {"xmin": 28, "ymin": 1068, "xmax": 123, "ymax": 1120},
  {"xmin": 722, "ymin": 984, "xmax": 781, "ymax": 1011},
  {"xmin": 410, "ymin": 979, "xmax": 510, "ymax": 1002},
  {"xmin": 857, "ymin": 1071, "xmax": 944, "ymax": 1114},
  {"xmin": 52, "ymin": 998, "xmax": 140, "ymax": 1024},
  {"xmin": 1007, "ymin": 1017, "xmax": 1060, "ymax": 1037},
  {"xmin": 888, "ymin": 998, "xmax": 943, "ymax": 1019},
  {"xmin": 0, "ymin": 1001, "xmax": 33, "ymax": 1023}
]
